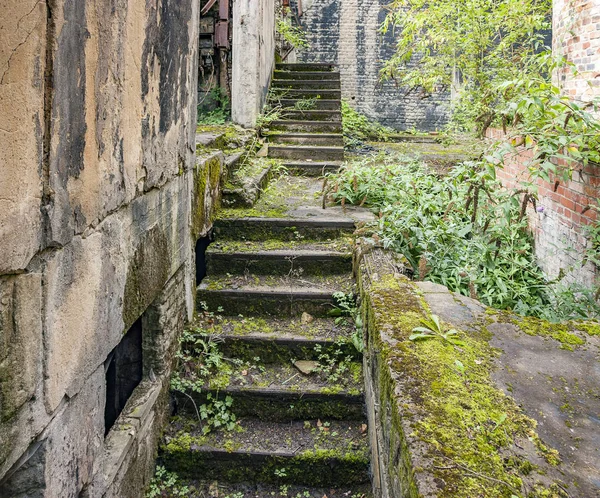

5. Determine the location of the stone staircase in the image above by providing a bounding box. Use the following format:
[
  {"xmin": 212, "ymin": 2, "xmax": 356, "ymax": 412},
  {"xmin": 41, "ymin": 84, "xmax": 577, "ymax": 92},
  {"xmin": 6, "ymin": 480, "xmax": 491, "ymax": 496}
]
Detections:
[
  {"xmin": 159, "ymin": 65, "xmax": 375, "ymax": 497},
  {"xmin": 265, "ymin": 63, "xmax": 344, "ymax": 177}
]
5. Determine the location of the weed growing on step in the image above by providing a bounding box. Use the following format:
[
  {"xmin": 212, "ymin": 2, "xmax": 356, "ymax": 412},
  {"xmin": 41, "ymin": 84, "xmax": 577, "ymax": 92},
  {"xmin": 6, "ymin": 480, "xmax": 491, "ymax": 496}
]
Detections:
[
  {"xmin": 198, "ymin": 393, "xmax": 237, "ymax": 434},
  {"xmin": 329, "ymin": 291, "xmax": 364, "ymax": 352},
  {"xmin": 146, "ymin": 466, "xmax": 189, "ymax": 497},
  {"xmin": 327, "ymin": 153, "xmax": 600, "ymax": 321},
  {"xmin": 312, "ymin": 343, "xmax": 355, "ymax": 385}
]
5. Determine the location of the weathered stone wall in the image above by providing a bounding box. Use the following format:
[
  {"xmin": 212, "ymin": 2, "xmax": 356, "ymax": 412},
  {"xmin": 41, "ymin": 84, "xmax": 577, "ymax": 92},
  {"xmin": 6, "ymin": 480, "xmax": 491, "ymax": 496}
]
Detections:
[
  {"xmin": 231, "ymin": 0, "xmax": 276, "ymax": 127},
  {"xmin": 295, "ymin": 0, "xmax": 449, "ymax": 131},
  {"xmin": 0, "ymin": 0, "xmax": 222, "ymax": 496}
]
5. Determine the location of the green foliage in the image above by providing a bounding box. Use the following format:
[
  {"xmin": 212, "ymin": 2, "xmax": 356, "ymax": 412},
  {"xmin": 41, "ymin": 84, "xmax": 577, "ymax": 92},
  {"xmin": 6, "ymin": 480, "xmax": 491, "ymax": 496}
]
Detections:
[
  {"xmin": 198, "ymin": 87, "xmax": 230, "ymax": 125},
  {"xmin": 312, "ymin": 343, "xmax": 355, "ymax": 384},
  {"xmin": 146, "ymin": 466, "xmax": 189, "ymax": 497},
  {"xmin": 410, "ymin": 314, "xmax": 466, "ymax": 346},
  {"xmin": 329, "ymin": 291, "xmax": 364, "ymax": 352},
  {"xmin": 491, "ymin": 52, "xmax": 600, "ymax": 185},
  {"xmin": 199, "ymin": 394, "xmax": 237, "ymax": 434},
  {"xmin": 381, "ymin": 0, "xmax": 552, "ymax": 135},
  {"xmin": 276, "ymin": 15, "xmax": 309, "ymax": 49},
  {"xmin": 327, "ymin": 154, "xmax": 600, "ymax": 320},
  {"xmin": 341, "ymin": 101, "xmax": 392, "ymax": 146},
  {"xmin": 170, "ymin": 329, "xmax": 224, "ymax": 394}
]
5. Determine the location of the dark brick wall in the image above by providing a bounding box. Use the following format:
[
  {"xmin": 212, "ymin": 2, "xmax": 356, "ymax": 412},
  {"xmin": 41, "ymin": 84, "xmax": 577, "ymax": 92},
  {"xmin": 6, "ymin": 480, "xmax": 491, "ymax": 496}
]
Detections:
[{"xmin": 295, "ymin": 0, "xmax": 450, "ymax": 131}]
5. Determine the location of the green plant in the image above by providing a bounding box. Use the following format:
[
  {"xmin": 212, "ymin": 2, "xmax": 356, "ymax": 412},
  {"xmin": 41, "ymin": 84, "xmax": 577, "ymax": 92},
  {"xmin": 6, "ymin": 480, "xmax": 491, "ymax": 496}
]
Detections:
[
  {"xmin": 293, "ymin": 96, "xmax": 319, "ymax": 110},
  {"xmin": 198, "ymin": 86, "xmax": 230, "ymax": 125},
  {"xmin": 199, "ymin": 393, "xmax": 237, "ymax": 434},
  {"xmin": 146, "ymin": 466, "xmax": 189, "ymax": 497},
  {"xmin": 312, "ymin": 343, "xmax": 354, "ymax": 384},
  {"xmin": 276, "ymin": 15, "xmax": 309, "ymax": 49},
  {"xmin": 325, "ymin": 153, "xmax": 600, "ymax": 320},
  {"xmin": 410, "ymin": 314, "xmax": 466, "ymax": 346},
  {"xmin": 170, "ymin": 329, "xmax": 224, "ymax": 394},
  {"xmin": 274, "ymin": 467, "xmax": 288, "ymax": 478},
  {"xmin": 329, "ymin": 292, "xmax": 364, "ymax": 352},
  {"xmin": 341, "ymin": 101, "xmax": 392, "ymax": 146},
  {"xmin": 381, "ymin": 0, "xmax": 552, "ymax": 136}
]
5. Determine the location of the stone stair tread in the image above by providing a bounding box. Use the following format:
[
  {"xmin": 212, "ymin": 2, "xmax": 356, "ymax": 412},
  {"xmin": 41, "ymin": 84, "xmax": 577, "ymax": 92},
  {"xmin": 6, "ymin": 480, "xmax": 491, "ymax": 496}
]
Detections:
[
  {"xmin": 218, "ymin": 175, "xmax": 374, "ymax": 225},
  {"xmin": 276, "ymin": 62, "xmax": 337, "ymax": 71},
  {"xmin": 208, "ymin": 238, "xmax": 353, "ymax": 254},
  {"xmin": 278, "ymin": 98, "xmax": 341, "ymax": 110},
  {"xmin": 199, "ymin": 273, "xmax": 354, "ymax": 295},
  {"xmin": 176, "ymin": 480, "xmax": 372, "ymax": 498},
  {"xmin": 265, "ymin": 132, "xmax": 343, "ymax": 139},
  {"xmin": 193, "ymin": 313, "xmax": 354, "ymax": 343},
  {"xmin": 164, "ymin": 418, "xmax": 368, "ymax": 459},
  {"xmin": 181, "ymin": 360, "xmax": 363, "ymax": 399}
]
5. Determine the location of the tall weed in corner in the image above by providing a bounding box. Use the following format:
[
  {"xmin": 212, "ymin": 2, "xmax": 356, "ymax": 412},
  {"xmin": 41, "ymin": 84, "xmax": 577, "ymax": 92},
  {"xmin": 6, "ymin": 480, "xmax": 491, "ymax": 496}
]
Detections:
[{"xmin": 328, "ymin": 154, "xmax": 577, "ymax": 317}]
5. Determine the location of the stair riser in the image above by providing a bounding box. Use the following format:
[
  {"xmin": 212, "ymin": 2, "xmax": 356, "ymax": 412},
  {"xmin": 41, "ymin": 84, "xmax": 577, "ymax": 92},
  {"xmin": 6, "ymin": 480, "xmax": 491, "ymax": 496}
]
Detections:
[
  {"xmin": 268, "ymin": 134, "xmax": 344, "ymax": 146},
  {"xmin": 270, "ymin": 121, "xmax": 342, "ymax": 132},
  {"xmin": 213, "ymin": 219, "xmax": 354, "ymax": 241},
  {"xmin": 269, "ymin": 147, "xmax": 344, "ymax": 161},
  {"xmin": 207, "ymin": 252, "xmax": 352, "ymax": 275},
  {"xmin": 272, "ymin": 80, "xmax": 341, "ymax": 90},
  {"xmin": 280, "ymin": 110, "xmax": 341, "ymax": 122},
  {"xmin": 284, "ymin": 163, "xmax": 342, "ymax": 177},
  {"xmin": 175, "ymin": 389, "xmax": 364, "ymax": 421},
  {"xmin": 163, "ymin": 450, "xmax": 370, "ymax": 487},
  {"xmin": 276, "ymin": 63, "xmax": 336, "ymax": 72},
  {"xmin": 274, "ymin": 70, "xmax": 340, "ymax": 80},
  {"xmin": 279, "ymin": 99, "xmax": 341, "ymax": 110},
  {"xmin": 196, "ymin": 290, "xmax": 336, "ymax": 317}
]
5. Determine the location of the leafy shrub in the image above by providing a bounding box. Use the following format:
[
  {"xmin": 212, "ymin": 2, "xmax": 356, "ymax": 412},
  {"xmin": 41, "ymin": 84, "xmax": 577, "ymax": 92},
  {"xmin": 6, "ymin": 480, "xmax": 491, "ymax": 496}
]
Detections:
[
  {"xmin": 341, "ymin": 101, "xmax": 392, "ymax": 146},
  {"xmin": 327, "ymin": 154, "xmax": 600, "ymax": 320}
]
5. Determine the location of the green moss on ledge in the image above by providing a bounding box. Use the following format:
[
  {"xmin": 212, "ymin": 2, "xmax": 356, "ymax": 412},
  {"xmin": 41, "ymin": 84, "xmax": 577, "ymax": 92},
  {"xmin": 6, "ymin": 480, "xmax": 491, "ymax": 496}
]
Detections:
[{"xmin": 360, "ymin": 271, "xmax": 566, "ymax": 497}]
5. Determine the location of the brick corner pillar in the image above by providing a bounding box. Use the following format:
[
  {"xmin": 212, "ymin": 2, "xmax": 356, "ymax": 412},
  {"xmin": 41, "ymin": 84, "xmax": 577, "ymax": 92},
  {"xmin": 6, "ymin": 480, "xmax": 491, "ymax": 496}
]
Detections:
[{"xmin": 553, "ymin": 0, "xmax": 600, "ymax": 102}]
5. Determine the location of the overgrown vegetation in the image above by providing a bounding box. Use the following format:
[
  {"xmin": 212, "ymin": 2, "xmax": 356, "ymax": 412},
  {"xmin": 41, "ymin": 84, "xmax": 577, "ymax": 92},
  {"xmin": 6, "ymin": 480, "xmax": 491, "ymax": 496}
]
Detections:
[
  {"xmin": 341, "ymin": 101, "xmax": 392, "ymax": 147},
  {"xmin": 381, "ymin": 0, "xmax": 552, "ymax": 136},
  {"xmin": 327, "ymin": 153, "xmax": 600, "ymax": 321},
  {"xmin": 198, "ymin": 87, "xmax": 230, "ymax": 125},
  {"xmin": 276, "ymin": 8, "xmax": 309, "ymax": 50},
  {"xmin": 147, "ymin": 466, "xmax": 189, "ymax": 497}
]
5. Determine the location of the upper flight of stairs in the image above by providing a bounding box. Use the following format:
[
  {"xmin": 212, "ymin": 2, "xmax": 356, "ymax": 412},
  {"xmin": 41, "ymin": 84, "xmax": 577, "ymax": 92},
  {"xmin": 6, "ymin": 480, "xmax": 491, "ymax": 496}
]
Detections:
[{"xmin": 265, "ymin": 63, "xmax": 345, "ymax": 176}]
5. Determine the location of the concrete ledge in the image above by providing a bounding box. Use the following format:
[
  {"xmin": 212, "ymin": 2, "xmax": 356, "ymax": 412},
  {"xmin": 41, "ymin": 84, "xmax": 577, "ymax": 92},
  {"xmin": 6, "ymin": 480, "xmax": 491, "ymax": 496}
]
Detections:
[{"xmin": 356, "ymin": 247, "xmax": 600, "ymax": 497}]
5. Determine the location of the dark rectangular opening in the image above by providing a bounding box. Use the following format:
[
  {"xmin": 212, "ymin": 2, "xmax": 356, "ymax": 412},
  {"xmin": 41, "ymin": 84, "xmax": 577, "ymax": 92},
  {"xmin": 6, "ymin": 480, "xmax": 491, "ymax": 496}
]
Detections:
[
  {"xmin": 195, "ymin": 234, "xmax": 212, "ymax": 284},
  {"xmin": 104, "ymin": 317, "xmax": 144, "ymax": 435}
]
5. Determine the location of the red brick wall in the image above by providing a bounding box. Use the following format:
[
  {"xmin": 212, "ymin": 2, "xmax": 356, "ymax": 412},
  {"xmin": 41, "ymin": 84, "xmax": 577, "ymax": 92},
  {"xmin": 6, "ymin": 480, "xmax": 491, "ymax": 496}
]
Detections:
[
  {"xmin": 553, "ymin": 0, "xmax": 600, "ymax": 102},
  {"xmin": 487, "ymin": 128, "xmax": 599, "ymax": 286}
]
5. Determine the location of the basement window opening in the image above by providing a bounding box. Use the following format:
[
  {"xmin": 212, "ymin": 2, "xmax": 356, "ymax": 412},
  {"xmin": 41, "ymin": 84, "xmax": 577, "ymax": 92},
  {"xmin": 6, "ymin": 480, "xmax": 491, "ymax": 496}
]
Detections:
[
  {"xmin": 104, "ymin": 316, "xmax": 144, "ymax": 435},
  {"xmin": 195, "ymin": 234, "xmax": 212, "ymax": 284}
]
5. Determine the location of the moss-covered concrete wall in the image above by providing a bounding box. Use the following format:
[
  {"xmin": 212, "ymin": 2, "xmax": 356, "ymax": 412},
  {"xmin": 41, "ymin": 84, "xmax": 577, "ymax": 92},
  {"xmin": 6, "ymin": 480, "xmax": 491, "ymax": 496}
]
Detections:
[{"xmin": 0, "ymin": 2, "xmax": 231, "ymax": 496}]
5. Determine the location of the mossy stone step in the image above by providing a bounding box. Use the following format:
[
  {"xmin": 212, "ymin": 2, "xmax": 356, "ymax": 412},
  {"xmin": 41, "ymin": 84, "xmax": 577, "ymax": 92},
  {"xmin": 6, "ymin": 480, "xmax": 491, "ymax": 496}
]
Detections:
[
  {"xmin": 272, "ymin": 79, "xmax": 341, "ymax": 90},
  {"xmin": 197, "ymin": 274, "xmax": 353, "ymax": 317},
  {"xmin": 283, "ymin": 161, "xmax": 343, "ymax": 176},
  {"xmin": 273, "ymin": 70, "xmax": 340, "ymax": 80},
  {"xmin": 223, "ymin": 162, "xmax": 273, "ymax": 208},
  {"xmin": 206, "ymin": 246, "xmax": 352, "ymax": 275},
  {"xmin": 162, "ymin": 418, "xmax": 370, "ymax": 487},
  {"xmin": 185, "ymin": 314, "xmax": 361, "ymax": 362},
  {"xmin": 265, "ymin": 132, "xmax": 344, "ymax": 146},
  {"xmin": 268, "ymin": 145, "xmax": 344, "ymax": 162},
  {"xmin": 175, "ymin": 384, "xmax": 364, "ymax": 422},
  {"xmin": 278, "ymin": 98, "xmax": 341, "ymax": 110},
  {"xmin": 213, "ymin": 217, "xmax": 355, "ymax": 241},
  {"xmin": 279, "ymin": 110, "xmax": 342, "ymax": 122},
  {"xmin": 275, "ymin": 62, "xmax": 337, "ymax": 72},
  {"xmin": 269, "ymin": 120, "xmax": 343, "ymax": 132},
  {"xmin": 175, "ymin": 480, "xmax": 372, "ymax": 498},
  {"xmin": 270, "ymin": 89, "xmax": 342, "ymax": 100}
]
